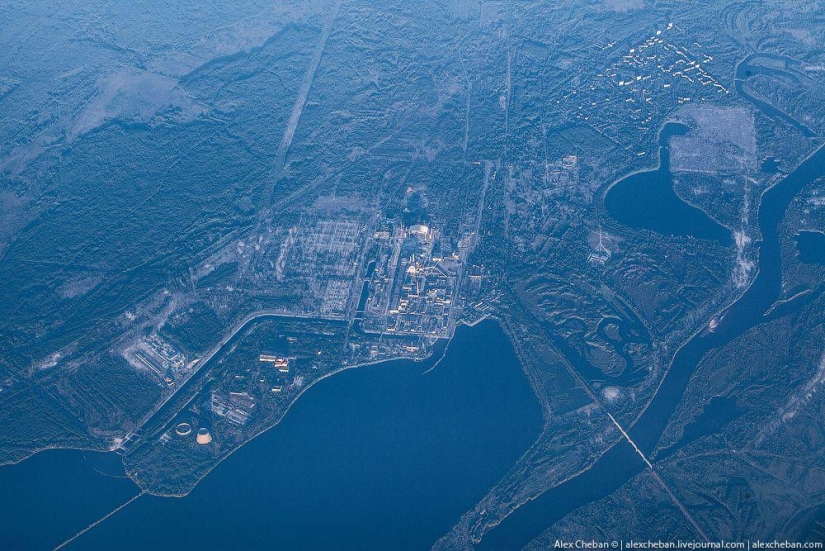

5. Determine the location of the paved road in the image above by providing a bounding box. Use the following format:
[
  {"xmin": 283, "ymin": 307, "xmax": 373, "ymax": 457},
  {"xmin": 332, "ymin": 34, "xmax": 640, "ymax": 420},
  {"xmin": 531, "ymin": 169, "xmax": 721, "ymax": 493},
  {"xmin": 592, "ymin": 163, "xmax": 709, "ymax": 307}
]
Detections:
[{"xmin": 124, "ymin": 310, "xmax": 344, "ymax": 451}]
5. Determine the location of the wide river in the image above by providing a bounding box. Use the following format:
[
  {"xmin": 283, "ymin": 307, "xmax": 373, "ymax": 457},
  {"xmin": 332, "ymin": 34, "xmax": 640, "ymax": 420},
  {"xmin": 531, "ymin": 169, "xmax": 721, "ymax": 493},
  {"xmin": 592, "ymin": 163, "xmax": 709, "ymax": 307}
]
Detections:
[
  {"xmin": 3, "ymin": 132, "xmax": 822, "ymax": 551},
  {"xmin": 0, "ymin": 320, "xmax": 542, "ymax": 550},
  {"xmin": 480, "ymin": 141, "xmax": 825, "ymax": 548}
]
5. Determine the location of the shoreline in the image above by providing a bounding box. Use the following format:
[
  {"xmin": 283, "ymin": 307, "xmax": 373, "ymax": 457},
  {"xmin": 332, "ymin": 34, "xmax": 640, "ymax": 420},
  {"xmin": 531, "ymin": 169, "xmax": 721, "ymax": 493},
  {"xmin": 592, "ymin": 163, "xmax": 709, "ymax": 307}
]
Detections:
[{"xmin": 142, "ymin": 347, "xmax": 442, "ymax": 498}]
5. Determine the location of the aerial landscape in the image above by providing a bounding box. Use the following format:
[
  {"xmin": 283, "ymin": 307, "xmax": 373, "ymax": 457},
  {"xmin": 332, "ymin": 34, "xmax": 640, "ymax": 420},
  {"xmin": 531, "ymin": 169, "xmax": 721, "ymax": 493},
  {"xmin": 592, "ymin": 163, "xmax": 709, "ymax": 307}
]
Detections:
[{"xmin": 0, "ymin": 0, "xmax": 824, "ymax": 549}]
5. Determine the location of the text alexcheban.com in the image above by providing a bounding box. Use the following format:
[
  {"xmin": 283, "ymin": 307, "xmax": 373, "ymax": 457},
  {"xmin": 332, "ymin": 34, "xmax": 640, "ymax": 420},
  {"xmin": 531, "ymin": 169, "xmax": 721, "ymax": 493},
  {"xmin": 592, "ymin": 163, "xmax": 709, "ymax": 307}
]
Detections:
[{"xmin": 552, "ymin": 540, "xmax": 824, "ymax": 550}]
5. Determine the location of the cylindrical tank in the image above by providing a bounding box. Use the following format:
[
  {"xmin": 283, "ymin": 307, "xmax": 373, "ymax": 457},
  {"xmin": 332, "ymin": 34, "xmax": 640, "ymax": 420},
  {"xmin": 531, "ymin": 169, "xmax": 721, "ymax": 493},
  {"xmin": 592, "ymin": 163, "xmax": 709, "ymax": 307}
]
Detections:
[
  {"xmin": 175, "ymin": 422, "xmax": 192, "ymax": 436},
  {"xmin": 196, "ymin": 428, "xmax": 212, "ymax": 445}
]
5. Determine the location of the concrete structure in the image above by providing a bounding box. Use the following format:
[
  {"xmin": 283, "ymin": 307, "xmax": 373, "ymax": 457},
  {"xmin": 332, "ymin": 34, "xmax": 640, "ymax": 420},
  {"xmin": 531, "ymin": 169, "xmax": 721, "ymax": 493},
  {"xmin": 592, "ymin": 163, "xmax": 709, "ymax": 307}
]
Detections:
[
  {"xmin": 196, "ymin": 428, "xmax": 212, "ymax": 445},
  {"xmin": 409, "ymin": 224, "xmax": 432, "ymax": 241},
  {"xmin": 259, "ymin": 354, "xmax": 290, "ymax": 372},
  {"xmin": 175, "ymin": 422, "xmax": 192, "ymax": 436}
]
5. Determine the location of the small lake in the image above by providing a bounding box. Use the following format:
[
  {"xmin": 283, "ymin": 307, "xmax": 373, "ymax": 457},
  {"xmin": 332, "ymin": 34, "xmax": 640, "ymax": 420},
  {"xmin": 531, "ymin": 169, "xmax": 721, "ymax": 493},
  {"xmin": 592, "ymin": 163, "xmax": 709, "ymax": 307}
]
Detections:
[
  {"xmin": 0, "ymin": 320, "xmax": 541, "ymax": 550},
  {"xmin": 795, "ymin": 230, "xmax": 825, "ymax": 265},
  {"xmin": 604, "ymin": 123, "xmax": 733, "ymax": 246},
  {"xmin": 481, "ymin": 142, "xmax": 825, "ymax": 549}
]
